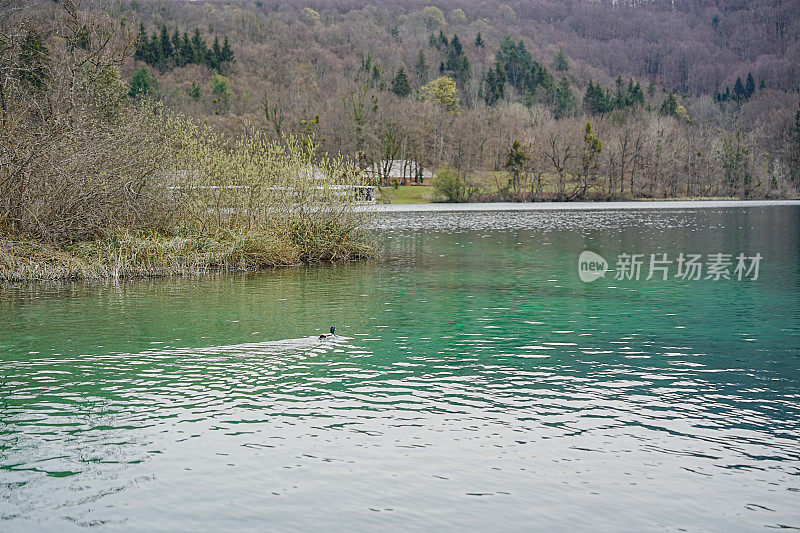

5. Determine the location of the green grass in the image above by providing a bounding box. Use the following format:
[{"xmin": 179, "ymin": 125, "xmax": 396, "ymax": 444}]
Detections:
[
  {"xmin": 381, "ymin": 171, "xmax": 738, "ymax": 204},
  {"xmin": 379, "ymin": 185, "xmax": 436, "ymax": 204}
]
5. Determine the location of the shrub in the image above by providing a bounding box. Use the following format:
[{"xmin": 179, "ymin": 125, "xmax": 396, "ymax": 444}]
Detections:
[{"xmin": 432, "ymin": 163, "xmax": 466, "ymax": 202}]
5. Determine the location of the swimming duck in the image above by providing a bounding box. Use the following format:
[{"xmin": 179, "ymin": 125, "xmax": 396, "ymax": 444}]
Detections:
[{"xmin": 319, "ymin": 326, "xmax": 336, "ymax": 340}]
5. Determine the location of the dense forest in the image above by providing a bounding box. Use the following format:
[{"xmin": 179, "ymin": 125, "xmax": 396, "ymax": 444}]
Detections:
[{"xmin": 12, "ymin": 0, "xmax": 800, "ymax": 199}]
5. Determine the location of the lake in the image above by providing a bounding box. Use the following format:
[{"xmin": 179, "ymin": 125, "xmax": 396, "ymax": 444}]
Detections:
[{"xmin": 1, "ymin": 203, "xmax": 799, "ymax": 531}]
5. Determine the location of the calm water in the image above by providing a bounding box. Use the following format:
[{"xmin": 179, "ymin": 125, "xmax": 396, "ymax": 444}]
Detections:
[{"xmin": 1, "ymin": 206, "xmax": 799, "ymax": 531}]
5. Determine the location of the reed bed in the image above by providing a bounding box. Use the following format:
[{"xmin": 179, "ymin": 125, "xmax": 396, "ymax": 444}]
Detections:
[{"xmin": 0, "ymin": 219, "xmax": 374, "ymax": 282}]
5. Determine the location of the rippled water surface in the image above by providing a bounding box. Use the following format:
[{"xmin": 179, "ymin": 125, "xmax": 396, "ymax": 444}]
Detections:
[{"xmin": 2, "ymin": 206, "xmax": 799, "ymax": 531}]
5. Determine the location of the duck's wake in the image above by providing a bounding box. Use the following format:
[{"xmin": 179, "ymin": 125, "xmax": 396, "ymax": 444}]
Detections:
[{"xmin": 166, "ymin": 335, "xmax": 353, "ymax": 358}]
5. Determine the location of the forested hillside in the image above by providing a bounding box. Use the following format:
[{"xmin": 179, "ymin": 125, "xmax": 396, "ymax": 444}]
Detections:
[{"xmin": 27, "ymin": 0, "xmax": 800, "ymax": 198}]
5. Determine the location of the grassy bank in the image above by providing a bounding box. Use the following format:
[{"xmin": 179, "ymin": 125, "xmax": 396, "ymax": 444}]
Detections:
[
  {"xmin": 378, "ymin": 184, "xmax": 743, "ymax": 204},
  {"xmin": 0, "ymin": 224, "xmax": 374, "ymax": 282},
  {"xmin": 378, "ymin": 185, "xmax": 435, "ymax": 204}
]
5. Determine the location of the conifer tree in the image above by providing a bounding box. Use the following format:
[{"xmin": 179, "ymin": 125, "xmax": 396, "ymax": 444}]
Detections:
[
  {"xmin": 450, "ymin": 34, "xmax": 463, "ymax": 57},
  {"xmin": 733, "ymin": 76, "xmax": 745, "ymax": 101},
  {"xmin": 438, "ymin": 30, "xmax": 448, "ymax": 49},
  {"xmin": 660, "ymin": 92, "xmax": 678, "ymax": 116},
  {"xmin": 190, "ymin": 28, "xmax": 206, "ymax": 65},
  {"xmin": 484, "ymin": 62, "xmax": 505, "ymax": 106},
  {"xmin": 148, "ymin": 33, "xmax": 162, "ymax": 67},
  {"xmin": 209, "ymin": 36, "xmax": 222, "ymax": 70},
  {"xmin": 160, "ymin": 25, "xmax": 173, "ymax": 60},
  {"xmin": 190, "ymin": 81, "xmax": 202, "ymax": 100},
  {"xmin": 553, "ymin": 49, "xmax": 568, "ymax": 71},
  {"xmin": 614, "ymin": 76, "xmax": 627, "ymax": 109},
  {"xmin": 171, "ymin": 29, "xmax": 181, "ymax": 63},
  {"xmin": 584, "ymin": 80, "xmax": 611, "ymax": 114},
  {"xmin": 134, "ymin": 24, "xmax": 148, "ymax": 62},
  {"xmin": 428, "ymin": 33, "xmax": 437, "ymax": 48},
  {"xmin": 178, "ymin": 33, "xmax": 190, "ymax": 65},
  {"xmin": 128, "ymin": 66, "xmax": 155, "ymax": 97},
  {"xmin": 220, "ymin": 37, "xmax": 235, "ymax": 63},
  {"xmin": 413, "ymin": 49, "xmax": 429, "ymax": 85},
  {"xmin": 745, "ymin": 72, "xmax": 755, "ymax": 98},
  {"xmin": 627, "ymin": 79, "xmax": 644, "ymax": 106},
  {"xmin": 391, "ymin": 67, "xmax": 411, "ymax": 97},
  {"xmin": 554, "ymin": 77, "xmax": 574, "ymax": 118},
  {"xmin": 444, "ymin": 34, "xmax": 471, "ymax": 88}
]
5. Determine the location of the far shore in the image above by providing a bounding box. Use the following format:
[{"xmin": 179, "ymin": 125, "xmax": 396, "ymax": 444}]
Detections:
[{"xmin": 368, "ymin": 199, "xmax": 800, "ymax": 212}]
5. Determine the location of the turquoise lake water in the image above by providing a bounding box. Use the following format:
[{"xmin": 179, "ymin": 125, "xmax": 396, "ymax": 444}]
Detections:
[{"xmin": 1, "ymin": 205, "xmax": 799, "ymax": 531}]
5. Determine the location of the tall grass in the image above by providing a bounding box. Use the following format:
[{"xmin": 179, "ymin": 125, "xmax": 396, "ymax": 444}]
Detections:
[{"xmin": 0, "ymin": 220, "xmax": 374, "ymax": 282}]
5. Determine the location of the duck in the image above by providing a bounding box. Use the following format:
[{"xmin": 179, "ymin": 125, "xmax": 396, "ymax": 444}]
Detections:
[{"xmin": 319, "ymin": 326, "xmax": 336, "ymax": 340}]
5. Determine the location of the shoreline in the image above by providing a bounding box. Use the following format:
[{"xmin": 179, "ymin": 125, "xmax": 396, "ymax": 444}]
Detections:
[
  {"xmin": 367, "ymin": 199, "xmax": 800, "ymax": 212},
  {"xmin": 5, "ymin": 200, "xmax": 798, "ymax": 282},
  {"xmin": 0, "ymin": 229, "xmax": 375, "ymax": 283}
]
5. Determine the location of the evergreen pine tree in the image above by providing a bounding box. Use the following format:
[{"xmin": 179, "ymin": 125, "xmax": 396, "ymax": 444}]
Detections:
[
  {"xmin": 583, "ymin": 80, "xmax": 611, "ymax": 114},
  {"xmin": 553, "ymin": 49, "xmax": 568, "ymax": 71},
  {"xmin": 160, "ymin": 25, "xmax": 173, "ymax": 60},
  {"xmin": 627, "ymin": 80, "xmax": 644, "ymax": 106},
  {"xmin": 733, "ymin": 76, "xmax": 745, "ymax": 101},
  {"xmin": 475, "ymin": 32, "xmax": 484, "ymax": 48},
  {"xmin": 583, "ymin": 81, "xmax": 595, "ymax": 113},
  {"xmin": 148, "ymin": 33, "xmax": 162, "ymax": 67},
  {"xmin": 220, "ymin": 37, "xmax": 234, "ymax": 63},
  {"xmin": 450, "ymin": 34, "xmax": 463, "ymax": 57},
  {"xmin": 745, "ymin": 72, "xmax": 755, "ymax": 98},
  {"xmin": 391, "ymin": 67, "xmax": 411, "ymax": 97},
  {"xmin": 181, "ymin": 33, "xmax": 193, "ymax": 66},
  {"xmin": 413, "ymin": 49, "xmax": 429, "ymax": 85},
  {"xmin": 209, "ymin": 36, "xmax": 222, "ymax": 70},
  {"xmin": 171, "ymin": 29, "xmax": 183, "ymax": 66},
  {"xmin": 134, "ymin": 24, "xmax": 148, "ymax": 62},
  {"xmin": 614, "ymin": 76, "xmax": 626, "ymax": 110},
  {"xmin": 190, "ymin": 28, "xmax": 206, "ymax": 65},
  {"xmin": 554, "ymin": 77, "xmax": 574, "ymax": 118},
  {"xmin": 484, "ymin": 62, "xmax": 505, "ymax": 106},
  {"xmin": 372, "ymin": 64, "xmax": 382, "ymax": 86},
  {"xmin": 128, "ymin": 66, "xmax": 155, "ymax": 97},
  {"xmin": 494, "ymin": 35, "xmax": 554, "ymax": 100},
  {"xmin": 660, "ymin": 92, "xmax": 678, "ymax": 116},
  {"xmin": 444, "ymin": 34, "xmax": 471, "ymax": 88},
  {"xmin": 438, "ymin": 30, "xmax": 448, "ymax": 49}
]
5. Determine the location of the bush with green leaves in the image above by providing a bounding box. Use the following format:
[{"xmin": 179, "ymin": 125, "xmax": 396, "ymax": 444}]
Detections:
[
  {"xmin": 432, "ymin": 163, "xmax": 466, "ymax": 202},
  {"xmin": 129, "ymin": 66, "xmax": 156, "ymax": 97}
]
